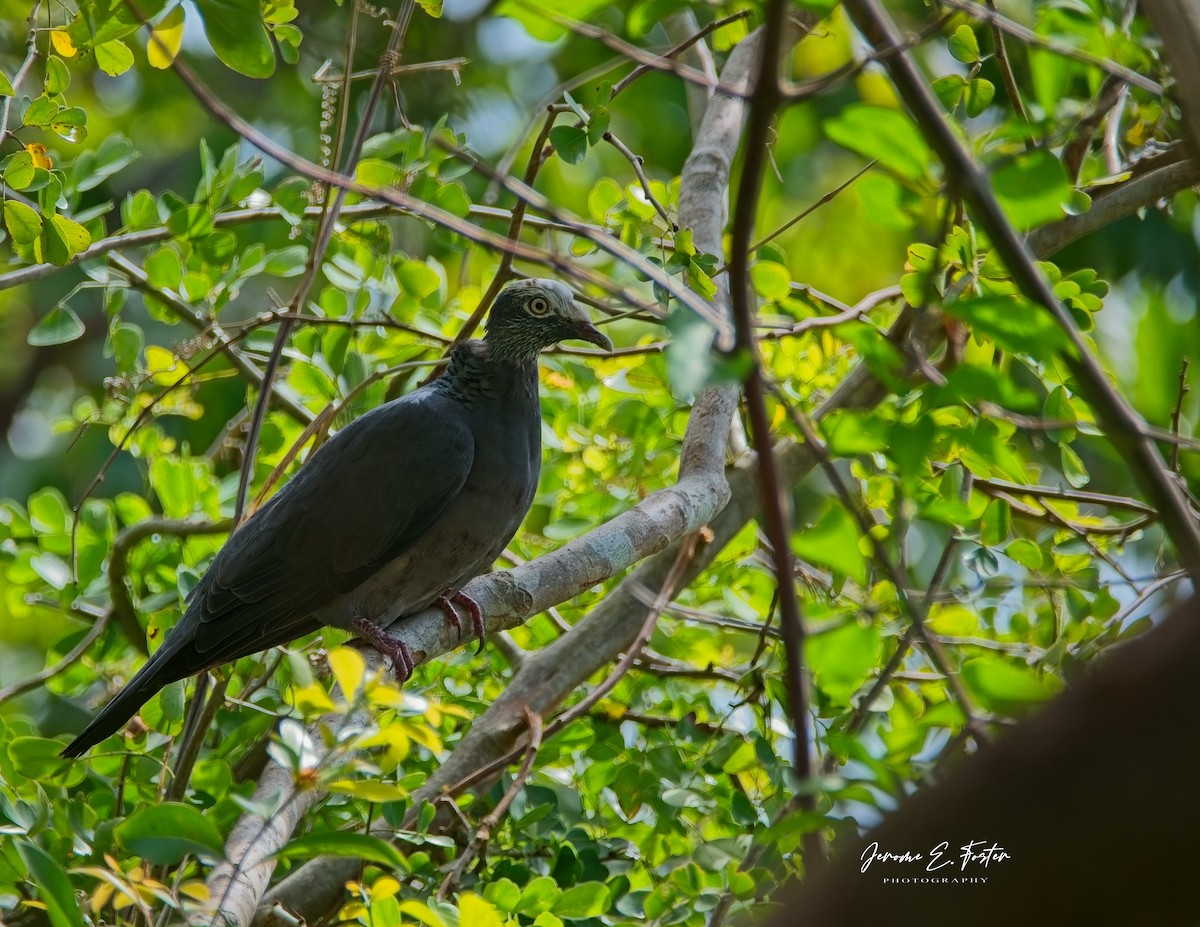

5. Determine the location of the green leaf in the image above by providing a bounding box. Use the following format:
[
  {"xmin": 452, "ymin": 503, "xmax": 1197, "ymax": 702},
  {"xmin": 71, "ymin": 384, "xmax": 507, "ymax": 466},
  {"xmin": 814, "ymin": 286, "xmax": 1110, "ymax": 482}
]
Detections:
[
  {"xmin": 750, "ymin": 261, "xmax": 791, "ymax": 300},
  {"xmin": 45, "ymin": 56, "xmax": 71, "ymax": 95},
  {"xmin": 146, "ymin": 246, "xmax": 183, "ymax": 289},
  {"xmin": 16, "ymin": 842, "xmax": 84, "ymax": 927},
  {"xmin": 587, "ymin": 106, "xmax": 610, "ymax": 146},
  {"xmin": 415, "ymin": 0, "xmax": 443, "ymax": 16},
  {"xmin": 4, "ymin": 199, "xmax": 42, "ymax": 243},
  {"xmin": 945, "ymin": 295, "xmax": 1069, "ymax": 358},
  {"xmin": 23, "ymin": 95, "xmax": 58, "ymax": 127},
  {"xmin": 95, "ymin": 39, "xmax": 135, "ymax": 76},
  {"xmin": 115, "ymin": 803, "xmax": 225, "ymax": 863},
  {"xmin": 10, "ymin": 736, "xmax": 71, "ymax": 778},
  {"xmin": 992, "ymin": 149, "xmax": 1072, "ymax": 230},
  {"xmin": 0, "ymin": 70, "xmax": 13, "ymax": 96},
  {"xmin": 825, "ymin": 105, "xmax": 930, "ymax": 181},
  {"xmin": 820, "ymin": 409, "xmax": 890, "ymax": 455},
  {"xmin": 980, "ymin": 498, "xmax": 1011, "ymax": 547},
  {"xmin": 1060, "ymin": 443, "xmax": 1089, "ymax": 488},
  {"xmin": 932, "ymin": 74, "xmax": 966, "ymax": 110},
  {"xmin": 517, "ymin": 876, "xmax": 561, "ymax": 915},
  {"xmin": 964, "ymin": 78, "xmax": 995, "ymax": 117},
  {"xmin": 484, "ymin": 878, "xmax": 522, "ymax": 913},
  {"xmin": 1005, "ymin": 539, "xmax": 1044, "ymax": 570},
  {"xmin": 948, "ymin": 25, "xmax": 980, "ymax": 63},
  {"xmin": 793, "ymin": 504, "xmax": 869, "ymax": 585},
  {"xmin": 28, "ymin": 305, "xmax": 85, "ymax": 346},
  {"xmin": 549, "ymin": 125, "xmax": 589, "ymax": 165},
  {"xmin": 195, "ymin": 0, "xmax": 276, "ymax": 78},
  {"xmin": 807, "ymin": 621, "xmax": 882, "ymax": 704},
  {"xmin": 398, "ymin": 260, "xmax": 441, "ymax": 298},
  {"xmin": 36, "ymin": 215, "xmax": 92, "ymax": 266},
  {"xmin": 277, "ymin": 832, "xmax": 409, "ymax": 870},
  {"xmin": 166, "ymin": 204, "xmax": 214, "ymax": 239},
  {"xmin": 552, "ymin": 883, "xmax": 610, "ymax": 919},
  {"xmin": 50, "ymin": 214, "xmax": 91, "ymax": 256},
  {"xmin": 962, "ymin": 657, "xmax": 1062, "ymax": 712},
  {"xmin": 4, "ymin": 150, "xmax": 36, "ymax": 189}
]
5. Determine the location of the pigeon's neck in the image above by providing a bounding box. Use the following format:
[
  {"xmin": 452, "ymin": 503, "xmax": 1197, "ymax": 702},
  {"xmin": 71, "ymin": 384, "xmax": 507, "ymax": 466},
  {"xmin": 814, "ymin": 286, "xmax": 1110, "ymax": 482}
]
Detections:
[{"xmin": 434, "ymin": 340, "xmax": 536, "ymax": 403}]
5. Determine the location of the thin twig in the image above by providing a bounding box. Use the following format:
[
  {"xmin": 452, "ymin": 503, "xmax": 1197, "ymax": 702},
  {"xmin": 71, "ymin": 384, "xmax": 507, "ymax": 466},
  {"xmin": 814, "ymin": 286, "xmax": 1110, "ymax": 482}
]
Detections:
[
  {"xmin": 611, "ymin": 10, "xmax": 751, "ymax": 98},
  {"xmin": 0, "ymin": 3, "xmax": 41, "ymax": 150},
  {"xmin": 604, "ymin": 130, "xmax": 675, "ymax": 229},
  {"xmin": 939, "ymin": 0, "xmax": 1163, "ymax": 95},
  {"xmin": 0, "ymin": 611, "xmax": 109, "ymax": 705},
  {"xmin": 984, "ymin": 0, "xmax": 1031, "ymax": 129},
  {"xmin": 1171, "ymin": 358, "xmax": 1190, "ymax": 474},
  {"xmin": 437, "ymin": 707, "xmax": 544, "ymax": 899}
]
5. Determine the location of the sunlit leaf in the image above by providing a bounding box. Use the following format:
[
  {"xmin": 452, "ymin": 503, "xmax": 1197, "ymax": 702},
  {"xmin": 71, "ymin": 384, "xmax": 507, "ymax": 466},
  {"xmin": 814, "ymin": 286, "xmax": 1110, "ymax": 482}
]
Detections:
[{"xmin": 148, "ymin": 5, "xmax": 186, "ymax": 68}]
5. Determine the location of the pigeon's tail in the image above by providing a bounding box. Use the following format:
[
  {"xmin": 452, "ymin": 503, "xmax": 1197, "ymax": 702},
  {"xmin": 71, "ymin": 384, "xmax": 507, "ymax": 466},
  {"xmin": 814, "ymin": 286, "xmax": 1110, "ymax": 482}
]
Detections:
[{"xmin": 60, "ymin": 640, "xmax": 185, "ymax": 759}]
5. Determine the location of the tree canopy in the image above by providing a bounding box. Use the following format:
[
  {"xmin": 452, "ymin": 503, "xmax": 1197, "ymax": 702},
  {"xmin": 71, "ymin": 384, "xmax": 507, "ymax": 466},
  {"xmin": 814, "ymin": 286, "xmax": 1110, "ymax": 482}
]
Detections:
[{"xmin": 1, "ymin": 0, "xmax": 1199, "ymax": 924}]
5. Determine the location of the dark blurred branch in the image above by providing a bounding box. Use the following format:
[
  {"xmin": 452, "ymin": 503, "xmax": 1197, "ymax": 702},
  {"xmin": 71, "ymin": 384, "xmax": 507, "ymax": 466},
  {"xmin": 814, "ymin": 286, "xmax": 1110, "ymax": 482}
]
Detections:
[
  {"xmin": 783, "ymin": 592, "xmax": 1200, "ymax": 925},
  {"xmin": 726, "ymin": 0, "xmax": 825, "ymax": 867},
  {"xmin": 1026, "ymin": 156, "xmax": 1200, "ymax": 256}
]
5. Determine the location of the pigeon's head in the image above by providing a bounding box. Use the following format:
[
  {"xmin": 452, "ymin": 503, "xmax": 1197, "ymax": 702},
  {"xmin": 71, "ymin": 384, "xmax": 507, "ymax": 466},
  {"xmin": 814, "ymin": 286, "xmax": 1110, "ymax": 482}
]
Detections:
[{"xmin": 485, "ymin": 279, "xmax": 613, "ymax": 361}]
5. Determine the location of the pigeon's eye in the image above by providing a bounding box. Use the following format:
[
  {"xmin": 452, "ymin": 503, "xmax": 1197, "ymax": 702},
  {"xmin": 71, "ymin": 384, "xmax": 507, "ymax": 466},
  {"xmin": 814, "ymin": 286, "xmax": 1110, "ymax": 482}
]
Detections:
[{"xmin": 528, "ymin": 296, "xmax": 551, "ymax": 317}]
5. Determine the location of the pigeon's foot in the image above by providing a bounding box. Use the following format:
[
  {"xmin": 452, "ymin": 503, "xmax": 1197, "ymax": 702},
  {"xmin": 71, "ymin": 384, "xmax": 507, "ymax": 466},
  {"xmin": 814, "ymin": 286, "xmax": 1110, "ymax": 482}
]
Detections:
[
  {"xmin": 435, "ymin": 590, "xmax": 487, "ymax": 654},
  {"xmin": 350, "ymin": 616, "xmax": 414, "ymax": 682}
]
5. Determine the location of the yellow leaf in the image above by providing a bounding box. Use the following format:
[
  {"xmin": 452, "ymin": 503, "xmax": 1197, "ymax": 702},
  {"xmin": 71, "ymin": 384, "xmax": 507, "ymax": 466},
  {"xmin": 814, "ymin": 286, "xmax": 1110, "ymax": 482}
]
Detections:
[
  {"xmin": 25, "ymin": 143, "xmax": 51, "ymax": 169},
  {"xmin": 328, "ymin": 646, "xmax": 365, "ymax": 699},
  {"xmin": 148, "ymin": 5, "xmax": 185, "ymax": 69},
  {"xmin": 398, "ymin": 900, "xmax": 447, "ymax": 927},
  {"xmin": 459, "ymin": 894, "xmax": 504, "ymax": 927},
  {"xmin": 145, "ymin": 344, "xmax": 184, "ymax": 384},
  {"xmin": 325, "ymin": 779, "xmax": 409, "ymax": 802},
  {"xmin": 179, "ymin": 881, "xmax": 210, "ymax": 901},
  {"xmin": 50, "ymin": 30, "xmax": 76, "ymax": 57},
  {"xmin": 291, "ymin": 682, "xmax": 336, "ymax": 715},
  {"xmin": 396, "ymin": 718, "xmax": 443, "ymax": 753},
  {"xmin": 372, "ymin": 877, "xmax": 401, "ymax": 901}
]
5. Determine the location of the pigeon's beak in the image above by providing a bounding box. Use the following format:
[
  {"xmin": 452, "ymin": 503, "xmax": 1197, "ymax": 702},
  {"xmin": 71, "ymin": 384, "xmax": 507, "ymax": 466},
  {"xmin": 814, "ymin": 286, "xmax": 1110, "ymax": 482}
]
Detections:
[{"xmin": 571, "ymin": 318, "xmax": 613, "ymax": 352}]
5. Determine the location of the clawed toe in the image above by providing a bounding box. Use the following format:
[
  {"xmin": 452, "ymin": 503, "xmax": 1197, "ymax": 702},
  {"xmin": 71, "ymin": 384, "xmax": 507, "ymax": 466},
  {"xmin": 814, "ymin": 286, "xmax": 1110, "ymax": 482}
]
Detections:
[
  {"xmin": 350, "ymin": 615, "xmax": 415, "ymax": 683},
  {"xmin": 436, "ymin": 590, "xmax": 487, "ymax": 654}
]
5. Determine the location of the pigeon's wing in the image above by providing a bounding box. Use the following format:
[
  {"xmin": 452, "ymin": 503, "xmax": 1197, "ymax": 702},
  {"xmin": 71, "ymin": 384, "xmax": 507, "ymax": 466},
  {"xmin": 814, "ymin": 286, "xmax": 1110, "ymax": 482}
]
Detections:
[
  {"xmin": 182, "ymin": 390, "xmax": 475, "ymax": 672},
  {"xmin": 60, "ymin": 392, "xmax": 474, "ymax": 758}
]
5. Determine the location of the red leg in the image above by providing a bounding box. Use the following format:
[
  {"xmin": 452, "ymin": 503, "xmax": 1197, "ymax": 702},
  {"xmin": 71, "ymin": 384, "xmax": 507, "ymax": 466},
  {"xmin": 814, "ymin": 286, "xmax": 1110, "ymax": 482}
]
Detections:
[{"xmin": 350, "ymin": 615, "xmax": 414, "ymax": 682}]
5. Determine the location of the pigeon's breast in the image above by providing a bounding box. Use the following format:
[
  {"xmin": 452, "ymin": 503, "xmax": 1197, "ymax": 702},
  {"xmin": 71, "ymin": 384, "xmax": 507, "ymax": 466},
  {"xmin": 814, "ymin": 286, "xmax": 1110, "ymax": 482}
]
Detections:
[{"xmin": 326, "ymin": 363, "xmax": 542, "ymax": 628}]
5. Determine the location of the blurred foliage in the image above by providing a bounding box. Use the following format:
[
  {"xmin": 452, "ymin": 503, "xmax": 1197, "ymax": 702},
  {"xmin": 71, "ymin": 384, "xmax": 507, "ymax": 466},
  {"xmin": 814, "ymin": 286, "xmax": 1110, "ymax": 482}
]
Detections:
[{"xmin": 0, "ymin": 0, "xmax": 1196, "ymax": 924}]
